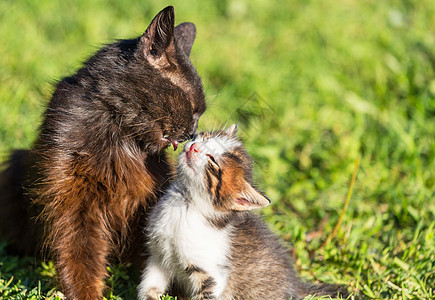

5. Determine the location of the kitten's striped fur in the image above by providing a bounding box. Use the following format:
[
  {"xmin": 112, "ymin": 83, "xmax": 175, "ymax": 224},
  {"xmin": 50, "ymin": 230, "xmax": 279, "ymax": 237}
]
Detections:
[{"xmin": 138, "ymin": 125, "xmax": 349, "ymax": 299}]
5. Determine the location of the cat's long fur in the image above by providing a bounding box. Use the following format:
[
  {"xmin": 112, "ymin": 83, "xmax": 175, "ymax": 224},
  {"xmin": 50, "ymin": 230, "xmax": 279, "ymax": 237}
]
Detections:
[
  {"xmin": 0, "ymin": 6, "xmax": 206, "ymax": 300},
  {"xmin": 138, "ymin": 126, "xmax": 349, "ymax": 300}
]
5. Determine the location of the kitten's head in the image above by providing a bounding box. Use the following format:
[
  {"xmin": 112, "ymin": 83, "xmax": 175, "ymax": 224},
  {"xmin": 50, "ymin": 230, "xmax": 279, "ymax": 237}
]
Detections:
[{"xmin": 178, "ymin": 125, "xmax": 270, "ymax": 212}]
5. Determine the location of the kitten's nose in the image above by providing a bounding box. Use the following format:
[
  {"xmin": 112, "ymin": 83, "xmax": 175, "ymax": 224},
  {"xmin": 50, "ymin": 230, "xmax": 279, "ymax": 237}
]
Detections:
[{"xmin": 189, "ymin": 143, "xmax": 199, "ymax": 153}]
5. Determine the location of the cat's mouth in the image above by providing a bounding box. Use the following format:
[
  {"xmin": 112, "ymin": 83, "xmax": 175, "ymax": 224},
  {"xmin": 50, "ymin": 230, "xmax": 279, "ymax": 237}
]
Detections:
[{"xmin": 161, "ymin": 137, "xmax": 179, "ymax": 151}]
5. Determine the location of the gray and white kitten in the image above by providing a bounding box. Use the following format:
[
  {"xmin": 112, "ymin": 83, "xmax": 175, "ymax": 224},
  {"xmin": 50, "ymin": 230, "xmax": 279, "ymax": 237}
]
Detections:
[{"xmin": 138, "ymin": 125, "xmax": 349, "ymax": 300}]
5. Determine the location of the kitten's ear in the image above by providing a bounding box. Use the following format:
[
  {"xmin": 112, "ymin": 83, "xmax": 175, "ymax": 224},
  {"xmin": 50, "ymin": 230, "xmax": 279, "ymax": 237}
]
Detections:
[
  {"xmin": 141, "ymin": 6, "xmax": 175, "ymax": 59},
  {"xmin": 232, "ymin": 182, "xmax": 270, "ymax": 211},
  {"xmin": 174, "ymin": 22, "xmax": 196, "ymax": 57},
  {"xmin": 226, "ymin": 124, "xmax": 238, "ymax": 137}
]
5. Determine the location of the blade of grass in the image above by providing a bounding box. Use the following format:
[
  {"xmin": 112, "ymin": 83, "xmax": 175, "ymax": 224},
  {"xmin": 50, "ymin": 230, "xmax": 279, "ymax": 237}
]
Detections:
[{"xmin": 320, "ymin": 157, "xmax": 360, "ymax": 249}]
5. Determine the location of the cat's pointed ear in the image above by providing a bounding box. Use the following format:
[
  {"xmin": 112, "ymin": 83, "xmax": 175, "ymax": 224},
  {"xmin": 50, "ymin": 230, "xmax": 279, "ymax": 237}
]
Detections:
[
  {"xmin": 141, "ymin": 6, "xmax": 175, "ymax": 59},
  {"xmin": 226, "ymin": 124, "xmax": 238, "ymax": 137},
  {"xmin": 232, "ymin": 182, "xmax": 270, "ymax": 211},
  {"xmin": 174, "ymin": 22, "xmax": 196, "ymax": 57}
]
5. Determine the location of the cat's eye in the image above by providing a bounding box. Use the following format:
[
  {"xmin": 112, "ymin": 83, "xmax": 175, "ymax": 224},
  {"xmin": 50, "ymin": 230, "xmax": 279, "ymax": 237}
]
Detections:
[{"xmin": 150, "ymin": 46, "xmax": 158, "ymax": 56}]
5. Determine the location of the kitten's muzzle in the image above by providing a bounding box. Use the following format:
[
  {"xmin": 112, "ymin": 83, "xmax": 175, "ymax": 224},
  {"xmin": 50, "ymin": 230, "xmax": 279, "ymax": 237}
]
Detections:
[
  {"xmin": 189, "ymin": 143, "xmax": 199, "ymax": 153},
  {"xmin": 184, "ymin": 142, "xmax": 199, "ymax": 163}
]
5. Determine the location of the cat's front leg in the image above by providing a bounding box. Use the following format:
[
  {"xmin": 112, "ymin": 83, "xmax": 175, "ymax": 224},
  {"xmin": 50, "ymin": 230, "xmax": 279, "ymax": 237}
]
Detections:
[
  {"xmin": 52, "ymin": 208, "xmax": 110, "ymax": 300},
  {"xmin": 138, "ymin": 257, "xmax": 171, "ymax": 300}
]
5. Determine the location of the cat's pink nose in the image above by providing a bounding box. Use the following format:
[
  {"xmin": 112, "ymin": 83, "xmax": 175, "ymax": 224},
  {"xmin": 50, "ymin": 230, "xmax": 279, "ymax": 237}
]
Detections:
[{"xmin": 189, "ymin": 143, "xmax": 199, "ymax": 153}]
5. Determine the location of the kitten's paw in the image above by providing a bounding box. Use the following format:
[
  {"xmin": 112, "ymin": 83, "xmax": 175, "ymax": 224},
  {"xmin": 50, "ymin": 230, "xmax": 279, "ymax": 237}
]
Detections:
[
  {"xmin": 191, "ymin": 292, "xmax": 217, "ymax": 300},
  {"xmin": 140, "ymin": 287, "xmax": 164, "ymax": 300}
]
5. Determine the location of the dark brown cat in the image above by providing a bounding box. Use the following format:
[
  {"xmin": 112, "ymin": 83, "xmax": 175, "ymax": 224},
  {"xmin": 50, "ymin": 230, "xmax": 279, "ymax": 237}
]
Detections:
[{"xmin": 0, "ymin": 6, "xmax": 205, "ymax": 300}]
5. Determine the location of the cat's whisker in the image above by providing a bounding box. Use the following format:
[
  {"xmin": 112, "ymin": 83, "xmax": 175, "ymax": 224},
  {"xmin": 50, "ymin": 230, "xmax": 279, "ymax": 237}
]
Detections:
[
  {"xmin": 126, "ymin": 128, "xmax": 162, "ymax": 137},
  {"xmin": 128, "ymin": 116, "xmax": 171, "ymax": 127}
]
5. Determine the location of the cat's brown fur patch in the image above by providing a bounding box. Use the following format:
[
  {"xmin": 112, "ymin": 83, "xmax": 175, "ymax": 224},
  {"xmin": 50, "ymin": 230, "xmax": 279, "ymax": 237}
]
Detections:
[{"xmin": 33, "ymin": 143, "xmax": 171, "ymax": 299}]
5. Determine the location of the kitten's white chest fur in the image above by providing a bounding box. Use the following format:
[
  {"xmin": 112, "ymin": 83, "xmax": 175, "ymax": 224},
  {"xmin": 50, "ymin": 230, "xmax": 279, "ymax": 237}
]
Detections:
[{"xmin": 143, "ymin": 186, "xmax": 231, "ymax": 298}]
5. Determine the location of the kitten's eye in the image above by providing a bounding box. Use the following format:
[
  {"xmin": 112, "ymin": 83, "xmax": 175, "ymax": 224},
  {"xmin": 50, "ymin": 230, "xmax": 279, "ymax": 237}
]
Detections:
[{"xmin": 206, "ymin": 154, "xmax": 218, "ymax": 166}]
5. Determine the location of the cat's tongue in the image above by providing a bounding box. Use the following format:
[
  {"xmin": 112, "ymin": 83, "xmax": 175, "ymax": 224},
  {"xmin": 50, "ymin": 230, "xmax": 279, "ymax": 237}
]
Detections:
[{"xmin": 171, "ymin": 140, "xmax": 178, "ymax": 151}]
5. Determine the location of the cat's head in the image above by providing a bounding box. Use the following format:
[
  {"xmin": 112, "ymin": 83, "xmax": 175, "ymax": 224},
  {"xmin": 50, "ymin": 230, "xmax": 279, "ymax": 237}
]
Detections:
[
  {"xmin": 83, "ymin": 6, "xmax": 206, "ymax": 153},
  {"xmin": 178, "ymin": 125, "xmax": 270, "ymax": 212},
  {"xmin": 135, "ymin": 6, "xmax": 206, "ymax": 152}
]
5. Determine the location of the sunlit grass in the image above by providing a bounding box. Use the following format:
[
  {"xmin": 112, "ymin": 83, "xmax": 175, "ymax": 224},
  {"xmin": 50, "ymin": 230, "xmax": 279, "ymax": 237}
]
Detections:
[{"xmin": 0, "ymin": 0, "xmax": 434, "ymax": 299}]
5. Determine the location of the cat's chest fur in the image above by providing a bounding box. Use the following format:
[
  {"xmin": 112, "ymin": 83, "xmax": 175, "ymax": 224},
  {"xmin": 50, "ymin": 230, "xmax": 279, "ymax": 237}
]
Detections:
[{"xmin": 148, "ymin": 186, "xmax": 231, "ymax": 282}]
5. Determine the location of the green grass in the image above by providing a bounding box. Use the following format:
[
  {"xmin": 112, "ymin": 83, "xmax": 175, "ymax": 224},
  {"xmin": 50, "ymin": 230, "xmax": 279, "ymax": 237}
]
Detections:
[{"xmin": 0, "ymin": 0, "xmax": 434, "ymax": 299}]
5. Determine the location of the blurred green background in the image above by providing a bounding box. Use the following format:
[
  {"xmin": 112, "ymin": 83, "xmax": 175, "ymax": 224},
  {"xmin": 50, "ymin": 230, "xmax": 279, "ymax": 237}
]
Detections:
[{"xmin": 0, "ymin": 0, "xmax": 434, "ymax": 299}]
